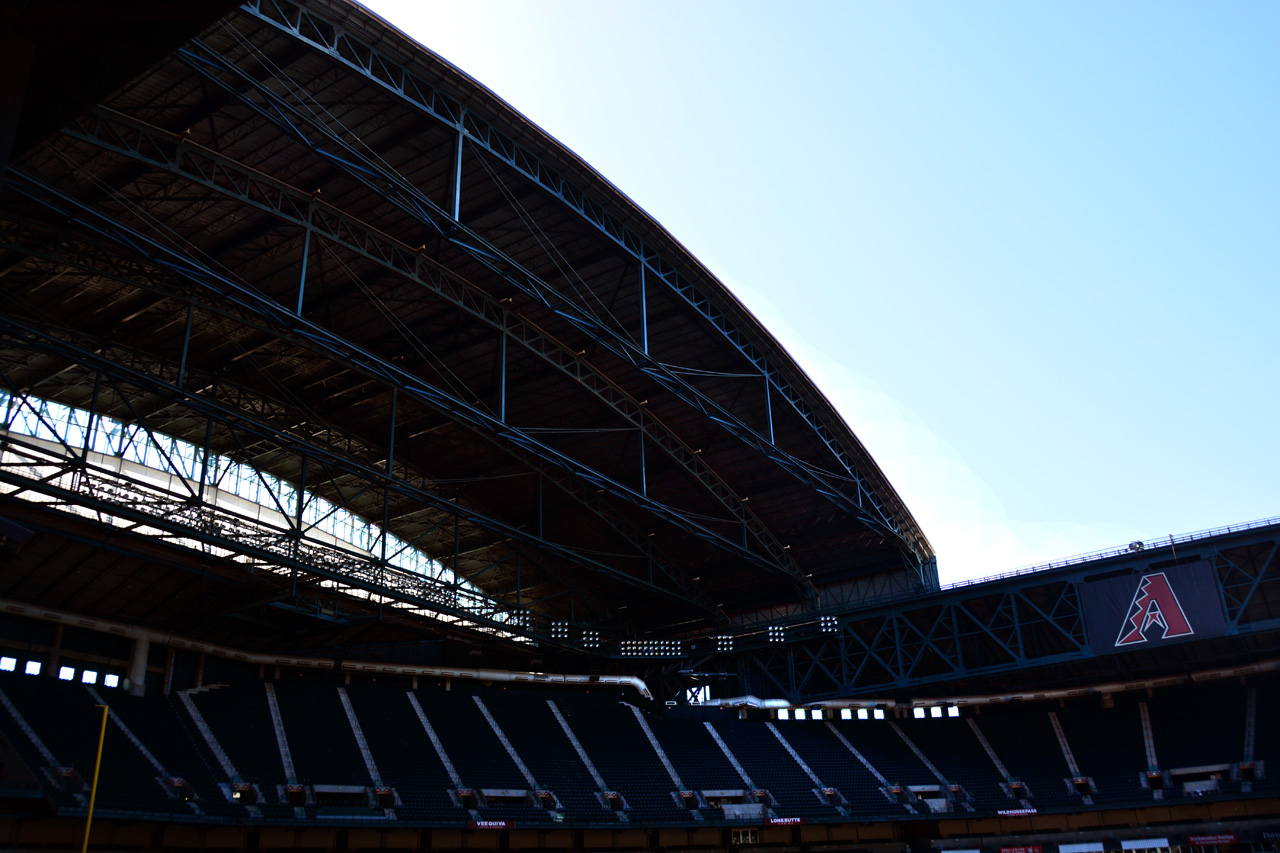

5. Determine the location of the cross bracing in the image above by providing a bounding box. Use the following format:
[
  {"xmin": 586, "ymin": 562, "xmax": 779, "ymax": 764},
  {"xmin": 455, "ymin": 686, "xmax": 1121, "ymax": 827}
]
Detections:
[
  {"xmin": 690, "ymin": 522, "xmax": 1280, "ymax": 702},
  {"xmin": 0, "ymin": 0, "xmax": 941, "ymax": 656}
]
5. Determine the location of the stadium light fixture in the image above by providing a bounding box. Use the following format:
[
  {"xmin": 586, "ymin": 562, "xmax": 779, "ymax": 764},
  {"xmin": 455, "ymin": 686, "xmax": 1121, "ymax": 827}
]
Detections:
[
  {"xmin": 0, "ymin": 657, "xmax": 14, "ymax": 672},
  {"xmin": 81, "ymin": 670, "xmax": 98, "ymax": 684},
  {"xmin": 819, "ymin": 615, "xmax": 838, "ymax": 633},
  {"xmin": 930, "ymin": 706, "xmax": 942, "ymax": 718},
  {"xmin": 841, "ymin": 708, "xmax": 853, "ymax": 720},
  {"xmin": 913, "ymin": 707, "xmax": 925, "ymax": 719},
  {"xmin": 947, "ymin": 706, "xmax": 960, "ymax": 717},
  {"xmin": 857, "ymin": 708, "xmax": 869, "ymax": 720},
  {"xmin": 768, "ymin": 625, "xmax": 785, "ymax": 643},
  {"xmin": 58, "ymin": 666, "xmax": 74, "ymax": 681},
  {"xmin": 778, "ymin": 709, "xmax": 790, "ymax": 720},
  {"xmin": 24, "ymin": 661, "xmax": 39, "ymax": 676},
  {"xmin": 104, "ymin": 674, "xmax": 120, "ymax": 688},
  {"xmin": 873, "ymin": 709, "xmax": 885, "ymax": 720}
]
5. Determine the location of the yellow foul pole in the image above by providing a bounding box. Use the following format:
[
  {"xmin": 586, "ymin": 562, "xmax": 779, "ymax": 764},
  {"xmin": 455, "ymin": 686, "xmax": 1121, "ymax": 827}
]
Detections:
[{"xmin": 81, "ymin": 704, "xmax": 108, "ymax": 853}]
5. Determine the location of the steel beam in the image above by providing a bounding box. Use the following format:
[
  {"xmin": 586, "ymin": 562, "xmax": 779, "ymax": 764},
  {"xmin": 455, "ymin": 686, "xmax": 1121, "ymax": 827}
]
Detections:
[
  {"xmin": 55, "ymin": 108, "xmax": 811, "ymax": 595},
  {"xmin": 231, "ymin": 0, "xmax": 912, "ymax": 555},
  {"xmin": 0, "ymin": 175, "xmax": 738, "ymax": 620},
  {"xmin": 172, "ymin": 29, "xmax": 922, "ymax": 571},
  {"xmin": 696, "ymin": 523, "xmax": 1280, "ymax": 701}
]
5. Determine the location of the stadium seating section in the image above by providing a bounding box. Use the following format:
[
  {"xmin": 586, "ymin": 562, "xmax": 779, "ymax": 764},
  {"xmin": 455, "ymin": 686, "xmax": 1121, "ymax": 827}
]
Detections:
[{"xmin": 0, "ymin": 670, "xmax": 1273, "ymax": 828}]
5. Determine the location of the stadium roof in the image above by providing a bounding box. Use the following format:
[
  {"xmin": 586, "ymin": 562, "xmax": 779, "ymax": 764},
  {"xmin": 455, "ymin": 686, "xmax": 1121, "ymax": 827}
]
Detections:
[{"xmin": 0, "ymin": 0, "xmax": 935, "ymax": 657}]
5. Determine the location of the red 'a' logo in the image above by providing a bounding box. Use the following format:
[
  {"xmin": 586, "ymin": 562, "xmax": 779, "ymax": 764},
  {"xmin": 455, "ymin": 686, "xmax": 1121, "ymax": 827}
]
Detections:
[{"xmin": 1115, "ymin": 572, "xmax": 1194, "ymax": 647}]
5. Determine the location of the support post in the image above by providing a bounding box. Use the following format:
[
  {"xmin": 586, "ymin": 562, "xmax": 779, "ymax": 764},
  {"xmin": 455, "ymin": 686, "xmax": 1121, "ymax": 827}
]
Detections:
[
  {"xmin": 128, "ymin": 636, "xmax": 149, "ymax": 697},
  {"xmin": 80, "ymin": 704, "xmax": 108, "ymax": 853},
  {"xmin": 498, "ymin": 328, "xmax": 506, "ymax": 423},
  {"xmin": 451, "ymin": 125, "xmax": 464, "ymax": 221},
  {"xmin": 197, "ymin": 378, "xmax": 214, "ymax": 500},
  {"xmin": 296, "ymin": 202, "xmax": 313, "ymax": 315},
  {"xmin": 177, "ymin": 299, "xmax": 194, "ymax": 391},
  {"xmin": 639, "ymin": 262, "xmax": 649, "ymax": 355},
  {"xmin": 81, "ymin": 371, "xmax": 101, "ymax": 461},
  {"xmin": 764, "ymin": 373, "xmax": 774, "ymax": 446},
  {"xmin": 639, "ymin": 431, "xmax": 646, "ymax": 497}
]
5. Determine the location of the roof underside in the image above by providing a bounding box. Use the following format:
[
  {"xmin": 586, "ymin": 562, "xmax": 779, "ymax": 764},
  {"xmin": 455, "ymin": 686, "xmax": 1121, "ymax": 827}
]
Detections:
[{"xmin": 0, "ymin": 0, "xmax": 934, "ymax": 653}]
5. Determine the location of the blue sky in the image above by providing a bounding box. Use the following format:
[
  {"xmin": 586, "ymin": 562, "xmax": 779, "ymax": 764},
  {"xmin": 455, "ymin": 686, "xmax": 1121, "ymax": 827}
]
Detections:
[{"xmin": 364, "ymin": 0, "xmax": 1279, "ymax": 584}]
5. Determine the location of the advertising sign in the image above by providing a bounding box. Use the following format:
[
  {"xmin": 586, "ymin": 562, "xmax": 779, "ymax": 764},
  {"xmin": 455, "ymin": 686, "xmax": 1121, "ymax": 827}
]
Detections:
[{"xmin": 1081, "ymin": 560, "xmax": 1225, "ymax": 654}]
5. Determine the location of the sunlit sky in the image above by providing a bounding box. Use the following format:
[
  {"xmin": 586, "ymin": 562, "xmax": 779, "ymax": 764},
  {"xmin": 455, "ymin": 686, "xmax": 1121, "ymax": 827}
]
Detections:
[{"xmin": 362, "ymin": 0, "xmax": 1279, "ymax": 585}]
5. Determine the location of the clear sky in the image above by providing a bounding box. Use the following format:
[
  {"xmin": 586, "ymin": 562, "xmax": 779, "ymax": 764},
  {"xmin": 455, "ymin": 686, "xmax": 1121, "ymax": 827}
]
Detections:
[{"xmin": 362, "ymin": 0, "xmax": 1279, "ymax": 585}]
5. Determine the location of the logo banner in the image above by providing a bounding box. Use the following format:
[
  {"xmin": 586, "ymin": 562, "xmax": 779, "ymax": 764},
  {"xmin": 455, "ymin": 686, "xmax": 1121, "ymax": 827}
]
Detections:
[{"xmin": 1081, "ymin": 560, "xmax": 1225, "ymax": 655}]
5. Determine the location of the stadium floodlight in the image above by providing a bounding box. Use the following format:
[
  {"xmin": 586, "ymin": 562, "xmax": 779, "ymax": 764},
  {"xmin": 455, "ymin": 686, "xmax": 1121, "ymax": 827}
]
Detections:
[
  {"xmin": 873, "ymin": 709, "xmax": 885, "ymax": 720},
  {"xmin": 24, "ymin": 661, "xmax": 40, "ymax": 676},
  {"xmin": 913, "ymin": 707, "xmax": 925, "ymax": 719},
  {"xmin": 819, "ymin": 615, "xmax": 838, "ymax": 633},
  {"xmin": 841, "ymin": 708, "xmax": 853, "ymax": 720},
  {"xmin": 768, "ymin": 625, "xmax": 785, "ymax": 643},
  {"xmin": 794, "ymin": 708, "xmax": 807, "ymax": 720},
  {"xmin": 811, "ymin": 709, "xmax": 823, "ymax": 720},
  {"xmin": 716, "ymin": 635, "xmax": 733, "ymax": 652},
  {"xmin": 857, "ymin": 708, "xmax": 869, "ymax": 720},
  {"xmin": 0, "ymin": 657, "xmax": 14, "ymax": 672},
  {"xmin": 778, "ymin": 708, "xmax": 790, "ymax": 720},
  {"xmin": 104, "ymin": 674, "xmax": 120, "ymax": 688},
  {"xmin": 947, "ymin": 706, "xmax": 960, "ymax": 717},
  {"xmin": 58, "ymin": 666, "xmax": 74, "ymax": 681},
  {"xmin": 930, "ymin": 706, "xmax": 942, "ymax": 718},
  {"xmin": 81, "ymin": 670, "xmax": 98, "ymax": 684}
]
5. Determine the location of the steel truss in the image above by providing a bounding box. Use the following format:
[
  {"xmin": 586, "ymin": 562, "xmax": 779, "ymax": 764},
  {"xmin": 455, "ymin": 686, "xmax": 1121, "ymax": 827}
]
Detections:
[
  {"xmin": 713, "ymin": 523, "xmax": 1280, "ymax": 701},
  {"xmin": 0, "ymin": 326, "xmax": 622, "ymax": 645},
  {"xmin": 1, "ymin": 171, "xmax": 738, "ymax": 625},
  {"xmin": 174, "ymin": 7, "xmax": 930, "ymax": 576},
  {"xmin": 53, "ymin": 107, "xmax": 813, "ymax": 596}
]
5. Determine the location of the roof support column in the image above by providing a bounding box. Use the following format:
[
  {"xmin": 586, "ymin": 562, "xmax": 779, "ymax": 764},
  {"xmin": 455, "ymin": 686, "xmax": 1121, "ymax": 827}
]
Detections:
[
  {"xmin": 639, "ymin": 261, "xmax": 648, "ymax": 355},
  {"xmin": 81, "ymin": 370, "xmax": 101, "ymax": 462},
  {"xmin": 128, "ymin": 636, "xmax": 149, "ymax": 698},
  {"xmin": 639, "ymin": 431, "xmax": 646, "ymax": 498},
  {"xmin": 498, "ymin": 326, "xmax": 506, "ymax": 424},
  {"xmin": 381, "ymin": 389, "xmax": 397, "ymax": 614},
  {"xmin": 451, "ymin": 122, "xmax": 465, "ymax": 221},
  {"xmin": 295, "ymin": 204, "xmax": 311, "ymax": 315},
  {"xmin": 764, "ymin": 373, "xmax": 774, "ymax": 446},
  {"xmin": 197, "ymin": 378, "xmax": 215, "ymax": 502},
  {"xmin": 177, "ymin": 299, "xmax": 194, "ymax": 391}
]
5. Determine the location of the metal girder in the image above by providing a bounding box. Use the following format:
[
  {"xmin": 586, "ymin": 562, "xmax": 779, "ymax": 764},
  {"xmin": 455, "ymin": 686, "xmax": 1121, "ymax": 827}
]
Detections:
[
  {"xmin": 1216, "ymin": 539, "xmax": 1280, "ymax": 630},
  {"xmin": 231, "ymin": 0, "xmax": 908, "ymax": 544},
  {"xmin": 0, "ymin": 312, "xmax": 735, "ymax": 645},
  {"xmin": 57, "ymin": 107, "xmax": 813, "ymax": 596},
  {"xmin": 172, "ymin": 21, "xmax": 926, "ymax": 572},
  {"xmin": 707, "ymin": 523, "xmax": 1280, "ymax": 702},
  {"xmin": 0, "ymin": 172, "xmax": 737, "ymax": 622}
]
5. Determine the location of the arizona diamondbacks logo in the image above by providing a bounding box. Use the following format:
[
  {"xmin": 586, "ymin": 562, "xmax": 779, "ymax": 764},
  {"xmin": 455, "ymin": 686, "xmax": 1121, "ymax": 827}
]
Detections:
[{"xmin": 1115, "ymin": 572, "xmax": 1194, "ymax": 647}]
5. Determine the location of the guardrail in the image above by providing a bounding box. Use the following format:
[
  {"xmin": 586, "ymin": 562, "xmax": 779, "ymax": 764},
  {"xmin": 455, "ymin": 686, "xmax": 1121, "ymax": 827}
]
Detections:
[{"xmin": 731, "ymin": 515, "xmax": 1280, "ymax": 631}]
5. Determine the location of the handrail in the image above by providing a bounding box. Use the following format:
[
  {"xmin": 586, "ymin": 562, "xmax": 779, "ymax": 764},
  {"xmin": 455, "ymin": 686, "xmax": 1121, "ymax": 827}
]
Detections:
[{"xmin": 731, "ymin": 515, "xmax": 1280, "ymax": 630}]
